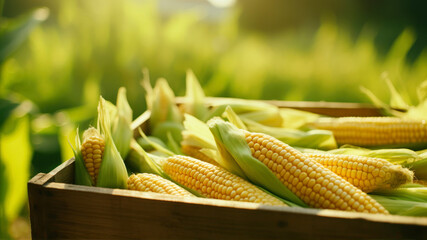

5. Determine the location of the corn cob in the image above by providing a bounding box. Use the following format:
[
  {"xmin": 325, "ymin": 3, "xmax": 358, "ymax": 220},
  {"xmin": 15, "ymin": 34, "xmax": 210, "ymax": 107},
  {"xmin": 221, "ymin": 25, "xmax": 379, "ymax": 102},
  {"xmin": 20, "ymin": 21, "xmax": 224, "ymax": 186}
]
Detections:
[
  {"xmin": 181, "ymin": 145, "xmax": 219, "ymax": 166},
  {"xmin": 245, "ymin": 131, "xmax": 388, "ymax": 213},
  {"xmin": 305, "ymin": 153, "xmax": 413, "ymax": 193},
  {"xmin": 161, "ymin": 155, "xmax": 286, "ymax": 206},
  {"xmin": 310, "ymin": 117, "xmax": 427, "ymax": 147},
  {"xmin": 81, "ymin": 127, "xmax": 105, "ymax": 184},
  {"xmin": 127, "ymin": 173, "xmax": 194, "ymax": 197}
]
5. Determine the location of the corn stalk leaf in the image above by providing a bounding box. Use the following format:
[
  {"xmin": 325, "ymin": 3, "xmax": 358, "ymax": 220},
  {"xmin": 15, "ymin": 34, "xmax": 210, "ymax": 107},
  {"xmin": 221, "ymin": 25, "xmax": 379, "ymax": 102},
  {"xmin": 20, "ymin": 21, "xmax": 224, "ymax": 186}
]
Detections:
[
  {"xmin": 0, "ymin": 98, "xmax": 19, "ymax": 128},
  {"xmin": 0, "ymin": 8, "xmax": 49, "ymax": 64},
  {"xmin": 0, "ymin": 108, "xmax": 32, "ymax": 224}
]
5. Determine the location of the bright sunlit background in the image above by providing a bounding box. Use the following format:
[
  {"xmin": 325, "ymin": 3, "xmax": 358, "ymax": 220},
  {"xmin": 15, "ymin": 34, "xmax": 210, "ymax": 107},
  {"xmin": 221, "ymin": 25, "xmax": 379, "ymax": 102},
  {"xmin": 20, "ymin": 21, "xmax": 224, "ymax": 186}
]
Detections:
[{"xmin": 1, "ymin": 0, "xmax": 427, "ymax": 238}]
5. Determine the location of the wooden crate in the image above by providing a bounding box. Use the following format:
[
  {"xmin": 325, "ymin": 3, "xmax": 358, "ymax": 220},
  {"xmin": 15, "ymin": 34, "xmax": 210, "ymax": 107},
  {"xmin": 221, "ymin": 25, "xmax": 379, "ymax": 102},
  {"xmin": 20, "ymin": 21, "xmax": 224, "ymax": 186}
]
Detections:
[{"xmin": 28, "ymin": 100, "xmax": 427, "ymax": 239}]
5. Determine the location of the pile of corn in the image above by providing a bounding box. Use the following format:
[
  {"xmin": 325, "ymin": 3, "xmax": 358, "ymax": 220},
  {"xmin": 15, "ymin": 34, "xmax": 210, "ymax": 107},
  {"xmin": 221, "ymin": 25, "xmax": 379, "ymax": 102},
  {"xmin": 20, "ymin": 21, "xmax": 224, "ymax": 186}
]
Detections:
[{"xmin": 72, "ymin": 70, "xmax": 427, "ymax": 216}]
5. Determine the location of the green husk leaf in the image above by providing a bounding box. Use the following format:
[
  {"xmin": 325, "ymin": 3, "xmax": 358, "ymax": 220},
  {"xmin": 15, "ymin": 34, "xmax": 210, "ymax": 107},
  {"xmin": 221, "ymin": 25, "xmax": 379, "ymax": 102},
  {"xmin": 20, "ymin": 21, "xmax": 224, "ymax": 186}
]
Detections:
[
  {"xmin": 138, "ymin": 128, "xmax": 175, "ymax": 157},
  {"xmin": 112, "ymin": 87, "xmax": 133, "ymax": 158},
  {"xmin": 128, "ymin": 138, "xmax": 168, "ymax": 177},
  {"xmin": 404, "ymin": 99, "xmax": 427, "ymax": 120},
  {"xmin": 372, "ymin": 187, "xmax": 427, "ymax": 202},
  {"xmin": 279, "ymin": 108, "xmax": 321, "ymax": 129},
  {"xmin": 141, "ymin": 68, "xmax": 154, "ymax": 110},
  {"xmin": 243, "ymin": 118, "xmax": 337, "ymax": 150},
  {"xmin": 137, "ymin": 136, "xmax": 168, "ymax": 152},
  {"xmin": 96, "ymin": 97, "xmax": 128, "ymax": 189},
  {"xmin": 360, "ymin": 86, "xmax": 404, "ymax": 117},
  {"xmin": 103, "ymin": 100, "xmax": 118, "ymax": 124},
  {"xmin": 183, "ymin": 69, "xmax": 209, "ymax": 121},
  {"xmin": 417, "ymin": 80, "xmax": 427, "ymax": 103},
  {"xmin": 151, "ymin": 78, "xmax": 183, "ymax": 125},
  {"xmin": 327, "ymin": 145, "xmax": 421, "ymax": 165},
  {"xmin": 72, "ymin": 129, "xmax": 93, "ymax": 186},
  {"xmin": 383, "ymin": 73, "xmax": 410, "ymax": 110},
  {"xmin": 370, "ymin": 195, "xmax": 427, "ymax": 216},
  {"xmin": 181, "ymin": 114, "xmax": 217, "ymax": 150},
  {"xmin": 238, "ymin": 108, "xmax": 283, "ymax": 127},
  {"xmin": 223, "ymin": 105, "xmax": 247, "ymax": 130},
  {"xmin": 407, "ymin": 158, "xmax": 427, "ymax": 180},
  {"xmin": 166, "ymin": 131, "xmax": 183, "ymax": 155},
  {"xmin": 208, "ymin": 118, "xmax": 307, "ymax": 207},
  {"xmin": 207, "ymin": 98, "xmax": 283, "ymax": 127},
  {"xmin": 207, "ymin": 117, "xmax": 248, "ymax": 178},
  {"xmin": 151, "ymin": 121, "xmax": 184, "ymax": 144}
]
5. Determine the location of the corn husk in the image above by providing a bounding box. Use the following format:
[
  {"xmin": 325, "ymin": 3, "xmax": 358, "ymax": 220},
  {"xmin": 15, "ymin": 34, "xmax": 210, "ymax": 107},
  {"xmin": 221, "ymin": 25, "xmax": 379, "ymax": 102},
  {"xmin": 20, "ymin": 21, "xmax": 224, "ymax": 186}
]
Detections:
[
  {"xmin": 111, "ymin": 87, "xmax": 133, "ymax": 159},
  {"xmin": 370, "ymin": 195, "xmax": 427, "ymax": 216},
  {"xmin": 141, "ymin": 74, "xmax": 183, "ymax": 147},
  {"xmin": 72, "ymin": 128, "xmax": 93, "ymax": 186},
  {"xmin": 95, "ymin": 97, "xmax": 128, "ymax": 189},
  {"xmin": 406, "ymin": 151, "xmax": 427, "ymax": 180},
  {"xmin": 207, "ymin": 98, "xmax": 283, "ymax": 127},
  {"xmin": 221, "ymin": 105, "xmax": 336, "ymax": 150},
  {"xmin": 137, "ymin": 136, "xmax": 168, "ymax": 152},
  {"xmin": 72, "ymin": 97, "xmax": 129, "ymax": 189},
  {"xmin": 181, "ymin": 114, "xmax": 222, "ymax": 164},
  {"xmin": 361, "ymin": 74, "xmax": 427, "ymax": 120},
  {"xmin": 222, "ymin": 105, "xmax": 247, "ymax": 130},
  {"xmin": 181, "ymin": 69, "xmax": 209, "ymax": 121},
  {"xmin": 279, "ymin": 108, "xmax": 321, "ymax": 129},
  {"xmin": 370, "ymin": 184, "xmax": 427, "ymax": 216},
  {"xmin": 208, "ymin": 118, "xmax": 307, "ymax": 207},
  {"xmin": 143, "ymin": 77, "xmax": 183, "ymax": 126},
  {"xmin": 318, "ymin": 145, "xmax": 422, "ymax": 165}
]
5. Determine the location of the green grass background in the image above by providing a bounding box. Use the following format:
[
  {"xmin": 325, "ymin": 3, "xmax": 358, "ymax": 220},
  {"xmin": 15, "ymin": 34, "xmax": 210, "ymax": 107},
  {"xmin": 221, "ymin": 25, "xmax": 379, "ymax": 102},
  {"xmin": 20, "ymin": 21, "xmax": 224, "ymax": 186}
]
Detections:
[{"xmin": 1, "ymin": 0, "xmax": 427, "ymax": 238}]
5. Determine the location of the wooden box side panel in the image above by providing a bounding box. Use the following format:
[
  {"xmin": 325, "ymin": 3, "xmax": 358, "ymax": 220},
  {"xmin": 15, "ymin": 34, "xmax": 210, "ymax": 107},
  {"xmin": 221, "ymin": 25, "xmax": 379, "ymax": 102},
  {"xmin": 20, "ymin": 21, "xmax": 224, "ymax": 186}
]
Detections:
[{"xmin": 30, "ymin": 181, "xmax": 427, "ymax": 240}]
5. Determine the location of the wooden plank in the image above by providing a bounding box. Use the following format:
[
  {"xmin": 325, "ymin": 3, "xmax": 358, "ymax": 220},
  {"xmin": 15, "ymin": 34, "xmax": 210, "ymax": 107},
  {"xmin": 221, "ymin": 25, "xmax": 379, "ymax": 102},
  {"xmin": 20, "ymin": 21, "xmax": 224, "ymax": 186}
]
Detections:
[
  {"xmin": 28, "ymin": 159, "xmax": 76, "ymax": 239},
  {"xmin": 28, "ymin": 173, "xmax": 48, "ymax": 240},
  {"xmin": 49, "ymin": 158, "xmax": 75, "ymax": 184},
  {"xmin": 33, "ymin": 181, "xmax": 427, "ymax": 239}
]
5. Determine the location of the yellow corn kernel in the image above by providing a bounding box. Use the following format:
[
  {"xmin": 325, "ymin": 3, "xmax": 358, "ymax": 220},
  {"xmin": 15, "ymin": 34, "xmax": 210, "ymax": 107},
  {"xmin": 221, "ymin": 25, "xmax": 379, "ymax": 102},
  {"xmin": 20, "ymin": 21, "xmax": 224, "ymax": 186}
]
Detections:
[
  {"xmin": 81, "ymin": 127, "xmax": 105, "ymax": 184},
  {"xmin": 162, "ymin": 155, "xmax": 286, "ymax": 206},
  {"xmin": 245, "ymin": 131, "xmax": 389, "ymax": 214},
  {"xmin": 311, "ymin": 117, "xmax": 427, "ymax": 147},
  {"xmin": 127, "ymin": 173, "xmax": 194, "ymax": 197},
  {"xmin": 305, "ymin": 153, "xmax": 413, "ymax": 192}
]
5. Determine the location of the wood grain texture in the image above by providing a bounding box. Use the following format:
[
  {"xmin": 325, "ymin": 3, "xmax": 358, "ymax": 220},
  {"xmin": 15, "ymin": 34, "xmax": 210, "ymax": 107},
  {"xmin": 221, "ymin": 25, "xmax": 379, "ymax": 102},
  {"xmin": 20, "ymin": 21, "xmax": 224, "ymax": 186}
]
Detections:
[{"xmin": 28, "ymin": 160, "xmax": 427, "ymax": 240}]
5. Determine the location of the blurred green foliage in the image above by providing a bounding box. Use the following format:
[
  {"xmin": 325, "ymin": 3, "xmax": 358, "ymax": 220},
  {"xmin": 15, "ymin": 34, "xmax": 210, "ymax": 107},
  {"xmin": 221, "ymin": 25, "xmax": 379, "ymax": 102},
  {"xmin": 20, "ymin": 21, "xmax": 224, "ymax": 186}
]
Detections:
[
  {"xmin": 1, "ymin": 0, "xmax": 427, "ymax": 238},
  {"xmin": 0, "ymin": 5, "xmax": 47, "ymax": 238}
]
